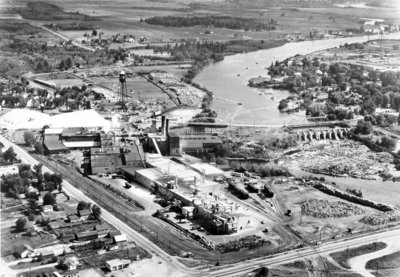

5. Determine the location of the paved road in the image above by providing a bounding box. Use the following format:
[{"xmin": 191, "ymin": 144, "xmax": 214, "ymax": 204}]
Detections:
[
  {"xmin": 0, "ymin": 135, "xmax": 198, "ymax": 277},
  {"xmin": 2, "ymin": 135, "xmax": 400, "ymax": 277},
  {"xmin": 208, "ymin": 228, "xmax": 400, "ymax": 276}
]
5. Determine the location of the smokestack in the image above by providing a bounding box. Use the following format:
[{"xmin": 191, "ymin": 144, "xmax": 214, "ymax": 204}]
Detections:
[
  {"xmin": 161, "ymin": 115, "xmax": 165, "ymax": 135},
  {"xmin": 165, "ymin": 119, "xmax": 169, "ymax": 136}
]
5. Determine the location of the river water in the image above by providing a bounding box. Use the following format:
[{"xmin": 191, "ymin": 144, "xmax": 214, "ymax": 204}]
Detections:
[
  {"xmin": 194, "ymin": 33, "xmax": 400, "ymax": 205},
  {"xmin": 194, "ymin": 33, "xmax": 400, "ymax": 125}
]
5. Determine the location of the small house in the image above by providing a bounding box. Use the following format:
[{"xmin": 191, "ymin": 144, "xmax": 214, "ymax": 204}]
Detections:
[
  {"xmin": 75, "ymin": 231, "xmax": 99, "ymax": 241},
  {"xmin": 78, "ymin": 209, "xmax": 91, "ymax": 220},
  {"xmin": 105, "ymin": 259, "xmax": 131, "ymax": 271},
  {"xmin": 113, "ymin": 234, "xmax": 127, "ymax": 244},
  {"xmin": 68, "ymin": 214, "xmax": 80, "ymax": 223},
  {"xmin": 15, "ymin": 244, "xmax": 36, "ymax": 259},
  {"xmin": 42, "ymin": 205, "xmax": 54, "ymax": 213},
  {"xmin": 63, "ymin": 257, "xmax": 79, "ymax": 271},
  {"xmin": 39, "ymin": 248, "xmax": 54, "ymax": 257},
  {"xmin": 182, "ymin": 206, "xmax": 195, "ymax": 219}
]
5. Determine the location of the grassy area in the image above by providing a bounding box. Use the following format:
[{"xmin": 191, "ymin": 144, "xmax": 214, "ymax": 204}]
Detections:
[
  {"xmin": 16, "ymin": 266, "xmax": 56, "ymax": 277},
  {"xmin": 371, "ymin": 269, "xmax": 400, "ymax": 277},
  {"xmin": 281, "ymin": 260, "xmax": 307, "ymax": 269},
  {"xmin": 366, "ymin": 251, "xmax": 400, "ymax": 270},
  {"xmin": 13, "ymin": 1, "xmax": 94, "ymax": 21},
  {"xmin": 1, "ymin": 226, "xmax": 57, "ymax": 257},
  {"xmin": 250, "ymin": 267, "xmax": 309, "ymax": 277},
  {"xmin": 330, "ymin": 242, "xmax": 387, "ymax": 269}
]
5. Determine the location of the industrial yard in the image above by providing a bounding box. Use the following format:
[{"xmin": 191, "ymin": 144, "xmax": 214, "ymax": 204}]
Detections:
[{"xmin": 1, "ymin": 0, "xmax": 400, "ymax": 276}]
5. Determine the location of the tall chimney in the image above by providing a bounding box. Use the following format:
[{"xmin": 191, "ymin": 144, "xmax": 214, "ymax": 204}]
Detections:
[
  {"xmin": 165, "ymin": 119, "xmax": 169, "ymax": 136},
  {"xmin": 161, "ymin": 115, "xmax": 165, "ymax": 135}
]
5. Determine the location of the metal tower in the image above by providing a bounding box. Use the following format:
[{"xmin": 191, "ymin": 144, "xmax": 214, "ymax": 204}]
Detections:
[{"xmin": 118, "ymin": 71, "xmax": 127, "ymax": 109}]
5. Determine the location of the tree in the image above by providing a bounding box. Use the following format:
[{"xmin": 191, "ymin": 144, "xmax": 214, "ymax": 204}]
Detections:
[
  {"xmin": 43, "ymin": 192, "xmax": 56, "ymax": 206},
  {"xmin": 77, "ymin": 201, "xmax": 90, "ymax": 211},
  {"xmin": 16, "ymin": 217, "xmax": 28, "ymax": 232},
  {"xmin": 254, "ymin": 266, "xmax": 269, "ymax": 277},
  {"xmin": 354, "ymin": 120, "xmax": 373, "ymax": 135},
  {"xmin": 3, "ymin": 146, "xmax": 17, "ymax": 162},
  {"xmin": 91, "ymin": 204, "xmax": 101, "ymax": 219},
  {"xmin": 23, "ymin": 131, "xmax": 36, "ymax": 146},
  {"xmin": 378, "ymin": 136, "xmax": 396, "ymax": 151},
  {"xmin": 34, "ymin": 142, "xmax": 44, "ymax": 155}
]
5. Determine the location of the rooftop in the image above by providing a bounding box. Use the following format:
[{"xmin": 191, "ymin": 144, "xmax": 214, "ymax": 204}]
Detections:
[
  {"xmin": 189, "ymin": 163, "xmax": 224, "ymax": 177},
  {"xmin": 105, "ymin": 258, "xmax": 130, "ymax": 267}
]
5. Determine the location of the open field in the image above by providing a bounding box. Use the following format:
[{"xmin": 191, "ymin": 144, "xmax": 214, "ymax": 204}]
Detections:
[
  {"xmin": 8, "ymin": 0, "xmax": 400, "ymax": 45},
  {"xmin": 272, "ymin": 177, "xmax": 381, "ymax": 242},
  {"xmin": 1, "ymin": 225, "xmax": 58, "ymax": 258},
  {"xmin": 366, "ymin": 251, "xmax": 400, "ymax": 270}
]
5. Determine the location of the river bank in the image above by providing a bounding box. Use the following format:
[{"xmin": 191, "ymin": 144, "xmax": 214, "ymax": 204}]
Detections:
[{"xmin": 193, "ymin": 32, "xmax": 400, "ymax": 125}]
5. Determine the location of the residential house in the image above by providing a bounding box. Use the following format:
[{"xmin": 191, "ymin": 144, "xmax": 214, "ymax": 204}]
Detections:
[
  {"xmin": 48, "ymin": 221, "xmax": 61, "ymax": 230},
  {"xmin": 63, "ymin": 257, "xmax": 79, "ymax": 271},
  {"xmin": 68, "ymin": 214, "xmax": 80, "ymax": 223},
  {"xmin": 78, "ymin": 209, "xmax": 91, "ymax": 220},
  {"xmin": 39, "ymin": 248, "xmax": 54, "ymax": 257},
  {"xmin": 53, "ymin": 270, "xmax": 79, "ymax": 277},
  {"xmin": 15, "ymin": 244, "xmax": 36, "ymax": 259},
  {"xmin": 105, "ymin": 259, "xmax": 131, "ymax": 271},
  {"xmin": 113, "ymin": 234, "xmax": 127, "ymax": 245},
  {"xmin": 75, "ymin": 231, "xmax": 99, "ymax": 241},
  {"xmin": 43, "ymin": 205, "xmax": 54, "ymax": 213}
]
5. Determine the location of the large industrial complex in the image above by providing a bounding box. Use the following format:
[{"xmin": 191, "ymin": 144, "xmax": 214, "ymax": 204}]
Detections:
[{"xmin": 2, "ymin": 1, "xmax": 400, "ymax": 276}]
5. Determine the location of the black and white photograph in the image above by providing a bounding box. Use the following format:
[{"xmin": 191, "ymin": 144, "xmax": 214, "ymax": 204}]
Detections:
[{"xmin": 0, "ymin": 0, "xmax": 400, "ymax": 276}]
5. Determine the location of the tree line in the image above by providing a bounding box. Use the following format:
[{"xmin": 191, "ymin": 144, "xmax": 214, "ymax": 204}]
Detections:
[{"xmin": 144, "ymin": 15, "xmax": 277, "ymax": 31}]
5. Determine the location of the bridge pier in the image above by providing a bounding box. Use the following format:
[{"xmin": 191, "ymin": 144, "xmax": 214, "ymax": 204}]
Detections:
[
  {"xmin": 321, "ymin": 130, "xmax": 327, "ymax": 140},
  {"xmin": 315, "ymin": 131, "xmax": 322, "ymax": 140}
]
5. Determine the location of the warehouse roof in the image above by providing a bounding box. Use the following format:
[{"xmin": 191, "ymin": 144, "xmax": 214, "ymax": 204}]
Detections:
[{"xmin": 43, "ymin": 136, "xmax": 68, "ymax": 152}]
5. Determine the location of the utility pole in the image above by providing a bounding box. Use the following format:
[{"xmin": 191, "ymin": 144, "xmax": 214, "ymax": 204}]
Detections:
[{"xmin": 300, "ymin": 211, "xmax": 302, "ymax": 226}]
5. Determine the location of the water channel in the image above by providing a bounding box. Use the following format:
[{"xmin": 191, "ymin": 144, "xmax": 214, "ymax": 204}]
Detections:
[
  {"xmin": 193, "ymin": 33, "xmax": 400, "ymax": 276},
  {"xmin": 194, "ymin": 32, "xmax": 400, "ymax": 205},
  {"xmin": 194, "ymin": 32, "xmax": 400, "ymax": 126}
]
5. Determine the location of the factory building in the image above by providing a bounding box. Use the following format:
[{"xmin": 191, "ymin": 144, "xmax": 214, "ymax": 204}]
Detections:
[
  {"xmin": 89, "ymin": 132, "xmax": 145, "ymax": 175},
  {"xmin": 146, "ymin": 116, "xmax": 222, "ymax": 157},
  {"xmin": 134, "ymin": 156, "xmax": 237, "ymax": 235}
]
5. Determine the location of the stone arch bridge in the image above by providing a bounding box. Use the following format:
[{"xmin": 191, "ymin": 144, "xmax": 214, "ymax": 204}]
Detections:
[{"xmin": 295, "ymin": 128, "xmax": 351, "ymax": 141}]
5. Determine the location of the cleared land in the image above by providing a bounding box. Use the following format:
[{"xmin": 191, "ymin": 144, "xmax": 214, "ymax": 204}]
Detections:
[
  {"xmin": 330, "ymin": 242, "xmax": 387, "ymax": 269},
  {"xmin": 272, "ymin": 177, "xmax": 378, "ymax": 242},
  {"xmin": 366, "ymin": 251, "xmax": 400, "ymax": 269}
]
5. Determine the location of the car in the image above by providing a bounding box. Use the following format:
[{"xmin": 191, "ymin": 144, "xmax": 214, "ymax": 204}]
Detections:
[{"xmin": 124, "ymin": 182, "xmax": 132, "ymax": 189}]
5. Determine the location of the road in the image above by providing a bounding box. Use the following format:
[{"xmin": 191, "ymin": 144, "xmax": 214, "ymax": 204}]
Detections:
[
  {"xmin": 0, "ymin": 135, "xmax": 197, "ymax": 277},
  {"xmin": 3, "ymin": 15, "xmax": 96, "ymax": 52},
  {"xmin": 348, "ymin": 236, "xmax": 400, "ymax": 277},
  {"xmin": 2, "ymin": 134, "xmax": 400, "ymax": 277},
  {"xmin": 27, "ymin": 22, "xmax": 96, "ymax": 52},
  {"xmin": 208, "ymin": 228, "xmax": 400, "ymax": 276}
]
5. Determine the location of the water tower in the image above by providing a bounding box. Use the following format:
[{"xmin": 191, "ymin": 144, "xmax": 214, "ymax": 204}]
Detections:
[{"xmin": 118, "ymin": 70, "xmax": 127, "ymax": 109}]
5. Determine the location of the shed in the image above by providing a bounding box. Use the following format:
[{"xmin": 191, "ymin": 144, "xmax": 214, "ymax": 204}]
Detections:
[
  {"xmin": 75, "ymin": 231, "xmax": 99, "ymax": 241},
  {"xmin": 113, "ymin": 234, "xmax": 127, "ymax": 244},
  {"xmin": 105, "ymin": 259, "xmax": 131, "ymax": 271}
]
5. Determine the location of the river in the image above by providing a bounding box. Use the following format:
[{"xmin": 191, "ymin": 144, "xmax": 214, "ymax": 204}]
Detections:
[{"xmin": 193, "ymin": 33, "xmax": 400, "ymax": 126}]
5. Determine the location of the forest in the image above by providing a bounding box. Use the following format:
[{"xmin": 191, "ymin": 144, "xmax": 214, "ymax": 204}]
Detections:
[{"xmin": 144, "ymin": 15, "xmax": 277, "ymax": 31}]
